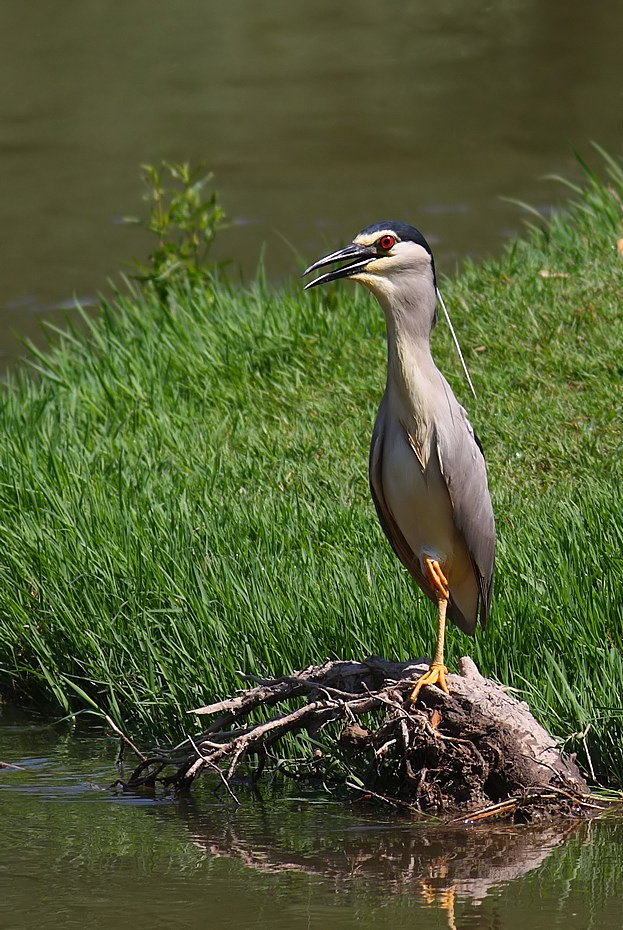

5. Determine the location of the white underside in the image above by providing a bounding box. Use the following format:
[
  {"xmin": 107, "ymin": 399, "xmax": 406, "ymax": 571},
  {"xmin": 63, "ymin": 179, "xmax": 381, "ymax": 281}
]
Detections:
[{"xmin": 381, "ymin": 415, "xmax": 479, "ymax": 624}]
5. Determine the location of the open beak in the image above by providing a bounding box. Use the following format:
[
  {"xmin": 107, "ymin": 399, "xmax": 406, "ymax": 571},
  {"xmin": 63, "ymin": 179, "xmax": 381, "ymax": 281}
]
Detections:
[{"xmin": 303, "ymin": 242, "xmax": 376, "ymax": 289}]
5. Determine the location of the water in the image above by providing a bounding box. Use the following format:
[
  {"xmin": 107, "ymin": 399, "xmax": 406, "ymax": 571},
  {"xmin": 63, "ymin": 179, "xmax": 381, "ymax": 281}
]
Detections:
[
  {"xmin": 2, "ymin": 710, "xmax": 623, "ymax": 929},
  {"xmin": 1, "ymin": 0, "xmax": 622, "ymax": 366}
]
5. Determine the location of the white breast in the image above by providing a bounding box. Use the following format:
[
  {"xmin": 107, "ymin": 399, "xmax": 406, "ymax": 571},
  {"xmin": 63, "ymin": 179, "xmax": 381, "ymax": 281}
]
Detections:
[{"xmin": 381, "ymin": 415, "xmax": 455, "ymax": 573}]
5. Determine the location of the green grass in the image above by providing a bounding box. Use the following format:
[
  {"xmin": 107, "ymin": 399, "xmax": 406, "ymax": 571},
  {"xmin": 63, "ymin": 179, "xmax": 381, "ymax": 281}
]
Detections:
[{"xmin": 1, "ymin": 151, "xmax": 623, "ymax": 785}]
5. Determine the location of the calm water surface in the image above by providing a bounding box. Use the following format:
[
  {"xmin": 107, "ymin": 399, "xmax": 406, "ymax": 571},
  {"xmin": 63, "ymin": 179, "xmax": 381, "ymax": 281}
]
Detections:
[
  {"xmin": 1, "ymin": 710, "xmax": 622, "ymax": 930},
  {"xmin": 1, "ymin": 0, "xmax": 622, "ymax": 366}
]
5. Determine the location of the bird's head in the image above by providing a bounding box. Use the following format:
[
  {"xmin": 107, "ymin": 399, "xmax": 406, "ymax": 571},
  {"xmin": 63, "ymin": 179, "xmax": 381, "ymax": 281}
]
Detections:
[{"xmin": 303, "ymin": 221, "xmax": 436, "ymax": 304}]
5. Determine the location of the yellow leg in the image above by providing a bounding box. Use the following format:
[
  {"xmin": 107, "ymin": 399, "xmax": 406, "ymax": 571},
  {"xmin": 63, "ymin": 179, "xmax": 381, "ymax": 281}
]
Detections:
[
  {"xmin": 410, "ymin": 558, "xmax": 450, "ymax": 703},
  {"xmin": 440, "ymin": 886, "xmax": 457, "ymax": 930}
]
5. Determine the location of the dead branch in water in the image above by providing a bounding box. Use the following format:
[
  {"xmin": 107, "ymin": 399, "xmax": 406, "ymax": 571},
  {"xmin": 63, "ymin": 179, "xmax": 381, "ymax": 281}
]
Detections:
[{"xmin": 118, "ymin": 655, "xmax": 589, "ymax": 820}]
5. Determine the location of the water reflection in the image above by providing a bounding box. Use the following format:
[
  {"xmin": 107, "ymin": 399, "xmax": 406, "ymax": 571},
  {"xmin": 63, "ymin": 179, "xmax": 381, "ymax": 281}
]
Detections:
[
  {"xmin": 182, "ymin": 795, "xmax": 582, "ymax": 915},
  {"xmin": 172, "ymin": 796, "xmax": 623, "ymax": 928},
  {"xmin": 2, "ymin": 713, "xmax": 623, "ymax": 929}
]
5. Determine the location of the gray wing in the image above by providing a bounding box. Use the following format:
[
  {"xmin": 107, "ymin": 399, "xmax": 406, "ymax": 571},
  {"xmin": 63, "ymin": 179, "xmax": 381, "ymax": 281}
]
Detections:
[
  {"xmin": 434, "ymin": 393, "xmax": 496, "ymax": 628},
  {"xmin": 368, "ymin": 396, "xmax": 437, "ymax": 605}
]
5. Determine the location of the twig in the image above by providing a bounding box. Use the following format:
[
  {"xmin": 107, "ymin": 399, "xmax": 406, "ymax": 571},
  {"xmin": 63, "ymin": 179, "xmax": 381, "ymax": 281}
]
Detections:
[
  {"xmin": 104, "ymin": 713, "xmax": 147, "ymax": 763},
  {"xmin": 188, "ymin": 734, "xmax": 240, "ymax": 805},
  {"xmin": 533, "ymin": 784, "xmax": 608, "ymax": 811},
  {"xmin": 345, "ymin": 780, "xmax": 416, "ymax": 811},
  {"xmin": 446, "ymin": 798, "xmax": 520, "ymax": 824}
]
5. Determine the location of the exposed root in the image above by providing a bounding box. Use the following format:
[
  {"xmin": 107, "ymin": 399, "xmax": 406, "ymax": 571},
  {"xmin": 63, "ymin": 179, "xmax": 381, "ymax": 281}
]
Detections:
[{"xmin": 115, "ymin": 656, "xmax": 590, "ymax": 820}]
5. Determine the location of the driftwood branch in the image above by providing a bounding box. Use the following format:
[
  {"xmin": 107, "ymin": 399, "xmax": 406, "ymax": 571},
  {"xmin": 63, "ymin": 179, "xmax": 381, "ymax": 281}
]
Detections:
[{"xmin": 119, "ymin": 656, "xmax": 589, "ymax": 820}]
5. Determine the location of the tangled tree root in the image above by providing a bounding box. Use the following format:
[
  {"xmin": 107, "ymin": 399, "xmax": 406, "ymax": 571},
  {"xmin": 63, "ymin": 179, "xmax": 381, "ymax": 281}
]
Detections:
[{"xmin": 116, "ymin": 656, "xmax": 590, "ymax": 820}]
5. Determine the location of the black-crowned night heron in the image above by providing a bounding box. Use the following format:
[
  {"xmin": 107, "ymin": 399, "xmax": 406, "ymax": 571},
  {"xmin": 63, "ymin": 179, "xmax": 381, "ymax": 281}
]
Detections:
[{"xmin": 303, "ymin": 221, "xmax": 495, "ymax": 700}]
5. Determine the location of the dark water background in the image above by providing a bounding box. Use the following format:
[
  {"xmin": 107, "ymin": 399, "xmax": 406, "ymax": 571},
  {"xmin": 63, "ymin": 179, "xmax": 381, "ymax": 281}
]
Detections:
[{"xmin": 1, "ymin": 0, "xmax": 622, "ymax": 367}]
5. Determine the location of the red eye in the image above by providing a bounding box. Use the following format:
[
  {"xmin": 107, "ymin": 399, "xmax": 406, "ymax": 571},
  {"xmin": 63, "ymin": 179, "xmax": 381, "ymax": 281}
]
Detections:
[{"xmin": 378, "ymin": 234, "xmax": 396, "ymax": 251}]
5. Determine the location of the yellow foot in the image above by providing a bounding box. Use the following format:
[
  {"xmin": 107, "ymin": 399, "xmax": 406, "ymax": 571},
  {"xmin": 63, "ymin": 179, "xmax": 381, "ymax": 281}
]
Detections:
[{"xmin": 409, "ymin": 661, "xmax": 450, "ymax": 703}]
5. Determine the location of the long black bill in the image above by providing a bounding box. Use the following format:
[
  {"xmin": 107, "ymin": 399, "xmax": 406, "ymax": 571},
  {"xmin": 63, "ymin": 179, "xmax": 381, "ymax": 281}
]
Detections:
[{"xmin": 302, "ymin": 242, "xmax": 376, "ymax": 289}]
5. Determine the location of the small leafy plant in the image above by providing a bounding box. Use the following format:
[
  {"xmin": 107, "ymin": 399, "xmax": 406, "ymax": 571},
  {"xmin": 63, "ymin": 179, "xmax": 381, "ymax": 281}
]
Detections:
[{"xmin": 125, "ymin": 161, "xmax": 226, "ymax": 294}]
